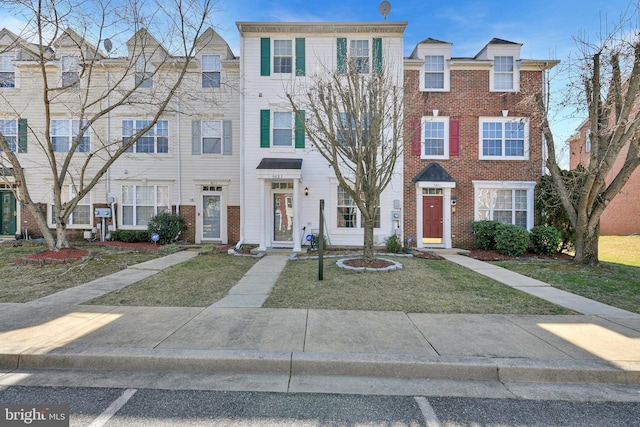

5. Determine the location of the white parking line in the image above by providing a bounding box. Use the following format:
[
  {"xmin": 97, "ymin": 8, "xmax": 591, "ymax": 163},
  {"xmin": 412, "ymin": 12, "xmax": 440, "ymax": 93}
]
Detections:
[
  {"xmin": 414, "ymin": 396, "xmax": 442, "ymax": 427},
  {"xmin": 88, "ymin": 388, "xmax": 138, "ymax": 427}
]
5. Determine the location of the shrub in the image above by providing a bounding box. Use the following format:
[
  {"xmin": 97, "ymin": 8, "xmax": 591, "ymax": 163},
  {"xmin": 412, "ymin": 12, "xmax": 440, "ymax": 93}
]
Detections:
[
  {"xmin": 471, "ymin": 220, "xmax": 501, "ymax": 250},
  {"xmin": 147, "ymin": 212, "xmax": 185, "ymax": 245},
  {"xmin": 385, "ymin": 234, "xmax": 403, "ymax": 253},
  {"xmin": 495, "ymin": 223, "xmax": 530, "ymax": 257},
  {"xmin": 111, "ymin": 229, "xmax": 150, "ymax": 243},
  {"xmin": 530, "ymin": 225, "xmax": 561, "ymax": 256}
]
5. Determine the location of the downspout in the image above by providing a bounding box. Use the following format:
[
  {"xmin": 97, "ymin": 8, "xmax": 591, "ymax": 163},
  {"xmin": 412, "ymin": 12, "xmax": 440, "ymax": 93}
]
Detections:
[
  {"xmin": 235, "ymin": 33, "xmax": 245, "ymax": 250},
  {"xmin": 176, "ymin": 95, "xmax": 181, "ymax": 216},
  {"xmin": 102, "ymin": 60, "xmax": 117, "ymax": 238}
]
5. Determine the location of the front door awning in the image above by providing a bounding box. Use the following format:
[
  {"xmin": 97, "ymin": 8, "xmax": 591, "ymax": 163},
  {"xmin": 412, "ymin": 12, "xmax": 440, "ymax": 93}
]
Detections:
[{"xmin": 256, "ymin": 158, "xmax": 303, "ymax": 180}]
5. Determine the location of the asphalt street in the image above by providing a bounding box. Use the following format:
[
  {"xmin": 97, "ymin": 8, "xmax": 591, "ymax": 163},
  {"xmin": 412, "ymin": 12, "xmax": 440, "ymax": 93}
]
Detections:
[{"xmin": 1, "ymin": 385, "xmax": 640, "ymax": 426}]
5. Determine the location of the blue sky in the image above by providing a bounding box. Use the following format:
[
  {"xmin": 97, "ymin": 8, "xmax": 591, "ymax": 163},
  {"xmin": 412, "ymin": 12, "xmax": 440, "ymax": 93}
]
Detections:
[{"xmin": 3, "ymin": 0, "xmax": 636, "ymax": 164}]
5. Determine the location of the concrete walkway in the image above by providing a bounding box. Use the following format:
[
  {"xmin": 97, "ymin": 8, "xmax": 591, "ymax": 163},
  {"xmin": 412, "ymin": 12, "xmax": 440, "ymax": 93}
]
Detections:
[{"xmin": 0, "ymin": 249, "xmax": 639, "ymax": 399}]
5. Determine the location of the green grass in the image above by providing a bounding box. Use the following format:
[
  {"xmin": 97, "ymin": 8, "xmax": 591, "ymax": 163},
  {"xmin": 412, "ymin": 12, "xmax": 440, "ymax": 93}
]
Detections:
[
  {"xmin": 493, "ymin": 236, "xmax": 640, "ymax": 314},
  {"xmin": 262, "ymin": 257, "xmax": 573, "ymax": 314},
  {"xmin": 87, "ymin": 253, "xmax": 258, "ymax": 307},
  {"xmin": 0, "ymin": 243, "xmax": 162, "ymax": 303}
]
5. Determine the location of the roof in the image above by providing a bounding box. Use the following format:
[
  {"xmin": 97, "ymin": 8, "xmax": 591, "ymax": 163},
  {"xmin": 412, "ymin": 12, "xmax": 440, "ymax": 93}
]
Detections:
[
  {"xmin": 256, "ymin": 158, "xmax": 303, "ymax": 169},
  {"xmin": 412, "ymin": 163, "xmax": 455, "ymax": 183}
]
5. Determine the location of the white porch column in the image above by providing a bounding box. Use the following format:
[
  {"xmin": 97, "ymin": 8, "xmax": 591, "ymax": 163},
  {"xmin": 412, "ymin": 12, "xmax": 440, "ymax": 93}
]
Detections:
[
  {"xmin": 258, "ymin": 179, "xmax": 266, "ymax": 250},
  {"xmin": 293, "ymin": 179, "xmax": 301, "ymax": 252}
]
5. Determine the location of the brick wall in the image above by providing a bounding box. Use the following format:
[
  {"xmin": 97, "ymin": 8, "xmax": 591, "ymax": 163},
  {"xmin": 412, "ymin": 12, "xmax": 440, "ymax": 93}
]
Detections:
[
  {"xmin": 178, "ymin": 205, "xmax": 196, "ymax": 243},
  {"xmin": 404, "ymin": 68, "xmax": 545, "ymax": 248},
  {"xmin": 228, "ymin": 205, "xmax": 240, "ymax": 244}
]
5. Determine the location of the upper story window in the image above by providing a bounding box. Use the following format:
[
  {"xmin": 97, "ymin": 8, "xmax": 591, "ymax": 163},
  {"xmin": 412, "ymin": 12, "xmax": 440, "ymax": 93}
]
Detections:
[
  {"xmin": 0, "ymin": 56, "xmax": 15, "ymax": 88},
  {"xmin": 135, "ymin": 56, "xmax": 153, "ymax": 88},
  {"xmin": 424, "ymin": 55, "xmax": 445, "ymax": 90},
  {"xmin": 61, "ymin": 56, "xmax": 79, "ymax": 87},
  {"xmin": 479, "ymin": 117, "xmax": 529, "ymax": 160},
  {"xmin": 421, "ymin": 117, "xmax": 449, "ymax": 159},
  {"xmin": 338, "ymin": 112, "xmax": 370, "ymax": 146},
  {"xmin": 0, "ymin": 119, "xmax": 17, "ymax": 151},
  {"xmin": 492, "ymin": 56, "xmax": 514, "ymax": 91},
  {"xmin": 201, "ymin": 54, "xmax": 221, "ymax": 88},
  {"xmin": 585, "ymin": 129, "xmax": 592, "ymax": 152},
  {"xmin": 51, "ymin": 119, "xmax": 90, "ymax": 152},
  {"xmin": 273, "ymin": 112, "xmax": 293, "ymax": 147},
  {"xmin": 273, "ymin": 40, "xmax": 292, "ymax": 74},
  {"xmin": 122, "ymin": 120, "xmax": 168, "ymax": 153},
  {"xmin": 350, "ymin": 40, "xmax": 370, "ymax": 74}
]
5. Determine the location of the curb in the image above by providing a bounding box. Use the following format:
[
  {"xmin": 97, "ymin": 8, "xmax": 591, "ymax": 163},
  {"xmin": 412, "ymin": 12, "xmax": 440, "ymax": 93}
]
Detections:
[{"xmin": 2, "ymin": 350, "xmax": 639, "ymax": 386}]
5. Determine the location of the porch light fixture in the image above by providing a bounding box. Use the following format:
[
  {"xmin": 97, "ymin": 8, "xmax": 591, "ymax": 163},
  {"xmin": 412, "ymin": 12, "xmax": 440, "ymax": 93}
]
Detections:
[{"xmin": 304, "ymin": 187, "xmax": 309, "ymax": 196}]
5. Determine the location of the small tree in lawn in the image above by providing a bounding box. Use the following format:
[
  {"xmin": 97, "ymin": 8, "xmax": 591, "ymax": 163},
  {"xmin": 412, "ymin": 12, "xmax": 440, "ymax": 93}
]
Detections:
[
  {"xmin": 286, "ymin": 61, "xmax": 404, "ymax": 262},
  {"xmin": 0, "ymin": 0, "xmax": 216, "ymax": 251},
  {"xmin": 536, "ymin": 6, "xmax": 640, "ymax": 266}
]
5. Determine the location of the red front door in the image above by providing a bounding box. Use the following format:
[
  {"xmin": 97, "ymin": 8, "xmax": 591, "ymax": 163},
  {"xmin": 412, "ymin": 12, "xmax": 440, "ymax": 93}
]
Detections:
[{"xmin": 423, "ymin": 196, "xmax": 443, "ymax": 240}]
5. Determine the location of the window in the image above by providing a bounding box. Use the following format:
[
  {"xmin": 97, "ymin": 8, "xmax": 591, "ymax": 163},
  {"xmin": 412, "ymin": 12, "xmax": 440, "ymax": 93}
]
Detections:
[
  {"xmin": 273, "ymin": 40, "xmax": 292, "ymax": 74},
  {"xmin": 585, "ymin": 129, "xmax": 591, "ymax": 153},
  {"xmin": 50, "ymin": 185, "xmax": 91, "ymax": 226},
  {"xmin": 350, "ymin": 40, "xmax": 370, "ymax": 73},
  {"xmin": 61, "ymin": 56, "xmax": 79, "ymax": 87},
  {"xmin": 0, "ymin": 119, "xmax": 17, "ymax": 151},
  {"xmin": 202, "ymin": 54, "xmax": 221, "ymax": 88},
  {"xmin": 493, "ymin": 56, "xmax": 514, "ymax": 91},
  {"xmin": 477, "ymin": 188, "xmax": 529, "ymax": 228},
  {"xmin": 338, "ymin": 112, "xmax": 370, "ymax": 146},
  {"xmin": 336, "ymin": 185, "xmax": 380, "ymax": 229},
  {"xmin": 135, "ymin": 56, "xmax": 153, "ymax": 88},
  {"xmin": 202, "ymin": 120, "xmax": 222, "ymax": 154},
  {"xmin": 51, "ymin": 119, "xmax": 90, "ymax": 152},
  {"xmin": 422, "ymin": 117, "xmax": 449, "ymax": 158},
  {"xmin": 479, "ymin": 118, "xmax": 529, "ymax": 160},
  {"xmin": 122, "ymin": 185, "xmax": 170, "ymax": 227},
  {"xmin": 122, "ymin": 120, "xmax": 168, "ymax": 153},
  {"xmin": 0, "ymin": 55, "xmax": 15, "ymax": 88},
  {"xmin": 273, "ymin": 112, "xmax": 293, "ymax": 147},
  {"xmin": 424, "ymin": 55, "xmax": 444, "ymax": 89}
]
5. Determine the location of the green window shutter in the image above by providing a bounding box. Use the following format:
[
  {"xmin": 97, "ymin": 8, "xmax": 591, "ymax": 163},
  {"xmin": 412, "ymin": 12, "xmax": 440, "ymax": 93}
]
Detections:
[
  {"xmin": 373, "ymin": 37, "xmax": 382, "ymax": 74},
  {"xmin": 260, "ymin": 109, "xmax": 270, "ymax": 148},
  {"xmin": 337, "ymin": 37, "xmax": 347, "ymax": 74},
  {"xmin": 223, "ymin": 120, "xmax": 232, "ymax": 155},
  {"xmin": 18, "ymin": 118, "xmax": 27, "ymax": 153},
  {"xmin": 260, "ymin": 37, "xmax": 271, "ymax": 76},
  {"xmin": 192, "ymin": 120, "xmax": 201, "ymax": 155},
  {"xmin": 295, "ymin": 110, "xmax": 305, "ymax": 148},
  {"xmin": 295, "ymin": 38, "xmax": 306, "ymax": 76}
]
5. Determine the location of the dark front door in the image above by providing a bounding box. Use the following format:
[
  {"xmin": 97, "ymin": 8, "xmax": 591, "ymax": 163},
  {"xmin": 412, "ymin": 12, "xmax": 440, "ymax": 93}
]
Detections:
[
  {"xmin": 1, "ymin": 191, "xmax": 17, "ymax": 236},
  {"xmin": 422, "ymin": 195, "xmax": 443, "ymax": 240}
]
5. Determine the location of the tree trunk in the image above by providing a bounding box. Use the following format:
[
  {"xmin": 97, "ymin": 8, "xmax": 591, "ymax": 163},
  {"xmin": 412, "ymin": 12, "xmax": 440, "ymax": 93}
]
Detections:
[
  {"xmin": 573, "ymin": 221, "xmax": 600, "ymax": 266},
  {"xmin": 23, "ymin": 201, "xmax": 57, "ymax": 251},
  {"xmin": 55, "ymin": 222, "xmax": 70, "ymax": 250},
  {"xmin": 362, "ymin": 216, "xmax": 375, "ymax": 262}
]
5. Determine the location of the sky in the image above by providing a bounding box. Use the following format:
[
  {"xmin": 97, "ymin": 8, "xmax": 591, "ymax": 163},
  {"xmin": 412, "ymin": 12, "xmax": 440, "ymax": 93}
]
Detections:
[{"xmin": 2, "ymin": 0, "xmax": 637, "ymax": 165}]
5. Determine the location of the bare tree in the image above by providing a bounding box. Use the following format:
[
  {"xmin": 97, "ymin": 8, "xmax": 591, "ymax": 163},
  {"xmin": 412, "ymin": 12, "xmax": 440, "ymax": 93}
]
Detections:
[
  {"xmin": 286, "ymin": 64, "xmax": 404, "ymax": 262},
  {"xmin": 537, "ymin": 6, "xmax": 640, "ymax": 266},
  {"xmin": 0, "ymin": 0, "xmax": 215, "ymax": 250}
]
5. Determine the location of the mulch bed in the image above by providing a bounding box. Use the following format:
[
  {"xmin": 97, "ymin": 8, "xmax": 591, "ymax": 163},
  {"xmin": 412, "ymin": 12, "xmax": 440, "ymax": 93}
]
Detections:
[
  {"xmin": 95, "ymin": 241, "xmax": 163, "ymax": 251},
  {"xmin": 342, "ymin": 258, "xmax": 395, "ymax": 269},
  {"xmin": 468, "ymin": 249, "xmax": 573, "ymax": 261},
  {"xmin": 18, "ymin": 248, "xmax": 92, "ymax": 265}
]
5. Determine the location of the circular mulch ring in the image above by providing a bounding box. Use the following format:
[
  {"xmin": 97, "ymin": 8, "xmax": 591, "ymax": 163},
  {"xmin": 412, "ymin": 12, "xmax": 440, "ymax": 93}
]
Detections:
[
  {"xmin": 336, "ymin": 257, "xmax": 403, "ymax": 272},
  {"xmin": 19, "ymin": 248, "xmax": 91, "ymax": 265}
]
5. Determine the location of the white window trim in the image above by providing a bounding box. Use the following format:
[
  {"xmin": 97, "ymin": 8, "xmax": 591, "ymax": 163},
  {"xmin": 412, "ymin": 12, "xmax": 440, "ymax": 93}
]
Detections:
[
  {"xmin": 489, "ymin": 55, "xmax": 520, "ymax": 92},
  {"xmin": 272, "ymin": 39, "xmax": 294, "ymax": 75},
  {"xmin": 134, "ymin": 55, "xmax": 154, "ymax": 88},
  {"xmin": 349, "ymin": 39, "xmax": 371, "ymax": 74},
  {"xmin": 122, "ymin": 119, "xmax": 169, "ymax": 154},
  {"xmin": 585, "ymin": 129, "xmax": 591, "ymax": 153},
  {"xmin": 330, "ymin": 180, "xmax": 381, "ymax": 235},
  {"xmin": 478, "ymin": 117, "xmax": 529, "ymax": 161},
  {"xmin": 271, "ymin": 111, "xmax": 294, "ymax": 150},
  {"xmin": 61, "ymin": 55, "xmax": 79, "ymax": 87},
  {"xmin": 201, "ymin": 120, "xmax": 223, "ymax": 154},
  {"xmin": 120, "ymin": 184, "xmax": 171, "ymax": 229},
  {"xmin": 420, "ymin": 55, "xmax": 450, "ymax": 92},
  {"xmin": 201, "ymin": 54, "xmax": 221, "ymax": 88},
  {"xmin": 0, "ymin": 119, "xmax": 17, "ymax": 151},
  {"xmin": 472, "ymin": 181, "xmax": 536, "ymax": 230},
  {"xmin": 49, "ymin": 185, "xmax": 92, "ymax": 228},
  {"xmin": 421, "ymin": 116, "xmax": 449, "ymax": 160},
  {"xmin": 50, "ymin": 119, "xmax": 91, "ymax": 153}
]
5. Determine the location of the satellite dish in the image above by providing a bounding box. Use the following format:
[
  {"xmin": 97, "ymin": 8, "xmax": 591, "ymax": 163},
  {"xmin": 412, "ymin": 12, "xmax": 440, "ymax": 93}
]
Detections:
[
  {"xmin": 378, "ymin": 1, "xmax": 391, "ymax": 20},
  {"xmin": 103, "ymin": 38, "xmax": 112, "ymax": 53}
]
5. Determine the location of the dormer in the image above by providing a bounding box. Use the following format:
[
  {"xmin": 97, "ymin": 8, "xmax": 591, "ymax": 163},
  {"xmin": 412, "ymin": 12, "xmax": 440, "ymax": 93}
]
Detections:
[
  {"xmin": 409, "ymin": 38, "xmax": 452, "ymax": 92},
  {"xmin": 475, "ymin": 38, "xmax": 522, "ymax": 92},
  {"xmin": 195, "ymin": 27, "xmax": 237, "ymax": 89}
]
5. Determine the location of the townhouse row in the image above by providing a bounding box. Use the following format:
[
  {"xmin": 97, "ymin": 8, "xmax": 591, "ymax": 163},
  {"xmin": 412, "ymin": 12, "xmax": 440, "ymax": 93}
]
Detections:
[{"xmin": 0, "ymin": 22, "xmax": 558, "ymax": 250}]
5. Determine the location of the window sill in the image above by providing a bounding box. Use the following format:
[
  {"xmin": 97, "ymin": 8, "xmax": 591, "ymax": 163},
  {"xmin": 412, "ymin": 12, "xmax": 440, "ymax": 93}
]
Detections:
[{"xmin": 479, "ymin": 156, "xmax": 529, "ymax": 161}]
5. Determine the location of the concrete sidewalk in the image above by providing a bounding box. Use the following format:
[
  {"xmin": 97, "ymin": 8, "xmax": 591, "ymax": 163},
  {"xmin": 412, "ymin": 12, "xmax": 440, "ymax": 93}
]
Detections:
[{"xmin": 0, "ymin": 249, "xmax": 639, "ymax": 398}]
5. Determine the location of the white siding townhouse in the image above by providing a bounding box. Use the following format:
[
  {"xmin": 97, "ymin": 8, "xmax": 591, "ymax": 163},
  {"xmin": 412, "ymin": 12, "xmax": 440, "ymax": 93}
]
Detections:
[{"xmin": 236, "ymin": 22, "xmax": 407, "ymax": 251}]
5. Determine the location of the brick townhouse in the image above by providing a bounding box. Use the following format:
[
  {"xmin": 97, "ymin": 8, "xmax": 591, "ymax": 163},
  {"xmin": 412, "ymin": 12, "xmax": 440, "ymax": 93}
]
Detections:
[{"xmin": 403, "ymin": 38, "xmax": 558, "ymax": 249}]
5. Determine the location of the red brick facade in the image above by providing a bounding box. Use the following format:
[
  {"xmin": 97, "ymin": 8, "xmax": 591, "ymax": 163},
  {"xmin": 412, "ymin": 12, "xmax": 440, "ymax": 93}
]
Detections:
[
  {"xmin": 403, "ymin": 68, "xmax": 546, "ymax": 249},
  {"xmin": 227, "ymin": 205, "xmax": 240, "ymax": 244}
]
